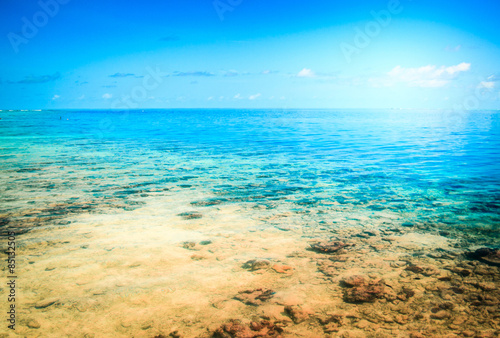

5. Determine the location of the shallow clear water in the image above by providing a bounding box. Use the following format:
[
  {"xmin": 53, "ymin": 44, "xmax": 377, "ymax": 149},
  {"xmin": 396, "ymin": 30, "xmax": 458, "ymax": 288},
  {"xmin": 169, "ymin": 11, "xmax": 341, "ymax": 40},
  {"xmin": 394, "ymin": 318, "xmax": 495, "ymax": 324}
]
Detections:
[
  {"xmin": 1, "ymin": 109, "xmax": 499, "ymax": 235},
  {"xmin": 1, "ymin": 109, "xmax": 499, "ymax": 337}
]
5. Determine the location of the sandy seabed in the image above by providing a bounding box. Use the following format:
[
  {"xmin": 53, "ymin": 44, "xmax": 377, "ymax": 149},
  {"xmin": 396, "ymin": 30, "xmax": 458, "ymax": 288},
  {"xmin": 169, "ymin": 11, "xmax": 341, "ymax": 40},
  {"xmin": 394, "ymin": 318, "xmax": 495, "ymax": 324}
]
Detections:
[{"xmin": 1, "ymin": 197, "xmax": 499, "ymax": 338}]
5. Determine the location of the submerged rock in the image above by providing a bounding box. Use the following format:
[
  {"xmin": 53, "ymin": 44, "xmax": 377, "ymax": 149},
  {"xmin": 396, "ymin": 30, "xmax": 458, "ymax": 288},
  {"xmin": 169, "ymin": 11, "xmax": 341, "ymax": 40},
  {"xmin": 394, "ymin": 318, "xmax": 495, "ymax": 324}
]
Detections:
[
  {"xmin": 405, "ymin": 265, "xmax": 424, "ymax": 274},
  {"xmin": 467, "ymin": 247, "xmax": 500, "ymax": 266},
  {"xmin": 212, "ymin": 319, "xmax": 284, "ymax": 338},
  {"xmin": 397, "ymin": 287, "xmax": 415, "ymax": 301},
  {"xmin": 235, "ymin": 288, "xmax": 275, "ymax": 306},
  {"xmin": 182, "ymin": 242, "xmax": 197, "ymax": 250},
  {"xmin": 154, "ymin": 333, "xmax": 181, "ymax": 338},
  {"xmin": 341, "ymin": 275, "xmax": 366, "ymax": 287},
  {"xmin": 309, "ymin": 241, "xmax": 353, "ymax": 253},
  {"xmin": 271, "ymin": 264, "xmax": 293, "ymax": 274},
  {"xmin": 27, "ymin": 320, "xmax": 41, "ymax": 329},
  {"xmin": 319, "ymin": 315, "xmax": 344, "ymax": 333},
  {"xmin": 342, "ymin": 278, "xmax": 386, "ymax": 304},
  {"xmin": 448, "ymin": 266, "xmax": 471, "ymax": 277},
  {"xmin": 344, "ymin": 284, "xmax": 385, "ymax": 303},
  {"xmin": 284, "ymin": 305, "xmax": 309, "ymax": 324},
  {"xmin": 467, "ymin": 293, "xmax": 499, "ymax": 307},
  {"xmin": 242, "ymin": 259, "xmax": 271, "ymax": 271},
  {"xmin": 0, "ymin": 217, "xmax": 10, "ymax": 227},
  {"xmin": 405, "ymin": 264, "xmax": 439, "ymax": 276},
  {"xmin": 191, "ymin": 199, "xmax": 224, "ymax": 207},
  {"xmin": 34, "ymin": 297, "xmax": 59, "ymax": 309},
  {"xmin": 430, "ymin": 309, "xmax": 450, "ymax": 320},
  {"xmin": 177, "ymin": 212, "xmax": 203, "ymax": 220},
  {"xmin": 169, "ymin": 331, "xmax": 182, "ymax": 338}
]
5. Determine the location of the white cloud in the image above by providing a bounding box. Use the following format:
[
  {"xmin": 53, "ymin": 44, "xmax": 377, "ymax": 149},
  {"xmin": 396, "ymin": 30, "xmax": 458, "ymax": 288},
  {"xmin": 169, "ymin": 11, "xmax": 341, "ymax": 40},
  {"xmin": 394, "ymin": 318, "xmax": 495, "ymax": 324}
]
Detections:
[
  {"xmin": 249, "ymin": 93, "xmax": 261, "ymax": 100},
  {"xmin": 234, "ymin": 93, "xmax": 241, "ymax": 99},
  {"xmin": 479, "ymin": 81, "xmax": 495, "ymax": 89},
  {"xmin": 77, "ymin": 94, "xmax": 85, "ymax": 100},
  {"xmin": 52, "ymin": 95, "xmax": 60, "ymax": 100},
  {"xmin": 387, "ymin": 62, "xmax": 471, "ymax": 87},
  {"xmin": 102, "ymin": 93, "xmax": 112, "ymax": 99},
  {"xmin": 444, "ymin": 62, "xmax": 470, "ymax": 75},
  {"xmin": 207, "ymin": 96, "xmax": 213, "ymax": 101},
  {"xmin": 297, "ymin": 68, "xmax": 315, "ymax": 78}
]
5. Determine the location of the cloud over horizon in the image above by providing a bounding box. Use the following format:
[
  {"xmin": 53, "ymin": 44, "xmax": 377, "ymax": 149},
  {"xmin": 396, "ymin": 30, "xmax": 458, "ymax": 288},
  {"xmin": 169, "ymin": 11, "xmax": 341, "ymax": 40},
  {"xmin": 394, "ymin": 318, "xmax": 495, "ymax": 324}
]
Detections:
[
  {"xmin": 109, "ymin": 73, "xmax": 135, "ymax": 78},
  {"xmin": 13, "ymin": 72, "xmax": 61, "ymax": 84},
  {"xmin": 387, "ymin": 62, "xmax": 471, "ymax": 87},
  {"xmin": 173, "ymin": 71, "xmax": 215, "ymax": 77},
  {"xmin": 297, "ymin": 68, "xmax": 315, "ymax": 78},
  {"xmin": 249, "ymin": 93, "xmax": 261, "ymax": 100}
]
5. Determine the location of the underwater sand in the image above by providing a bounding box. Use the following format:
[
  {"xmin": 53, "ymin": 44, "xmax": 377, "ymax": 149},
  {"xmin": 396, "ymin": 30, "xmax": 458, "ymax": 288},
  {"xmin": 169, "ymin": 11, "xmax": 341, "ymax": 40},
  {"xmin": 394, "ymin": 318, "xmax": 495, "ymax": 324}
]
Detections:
[{"xmin": 0, "ymin": 109, "xmax": 499, "ymax": 337}]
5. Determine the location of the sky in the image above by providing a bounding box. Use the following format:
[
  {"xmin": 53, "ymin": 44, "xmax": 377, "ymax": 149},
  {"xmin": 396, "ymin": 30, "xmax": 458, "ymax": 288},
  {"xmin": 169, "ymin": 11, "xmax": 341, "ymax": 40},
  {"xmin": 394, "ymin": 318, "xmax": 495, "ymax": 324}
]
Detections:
[{"xmin": 1, "ymin": 0, "xmax": 500, "ymax": 110}]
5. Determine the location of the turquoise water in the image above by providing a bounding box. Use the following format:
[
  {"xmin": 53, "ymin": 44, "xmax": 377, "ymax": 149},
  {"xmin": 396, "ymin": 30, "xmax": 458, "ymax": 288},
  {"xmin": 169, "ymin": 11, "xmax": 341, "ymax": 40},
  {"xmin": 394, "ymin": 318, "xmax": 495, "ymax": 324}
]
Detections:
[
  {"xmin": 1, "ymin": 109, "xmax": 500, "ymax": 337},
  {"xmin": 1, "ymin": 109, "xmax": 499, "ymax": 238}
]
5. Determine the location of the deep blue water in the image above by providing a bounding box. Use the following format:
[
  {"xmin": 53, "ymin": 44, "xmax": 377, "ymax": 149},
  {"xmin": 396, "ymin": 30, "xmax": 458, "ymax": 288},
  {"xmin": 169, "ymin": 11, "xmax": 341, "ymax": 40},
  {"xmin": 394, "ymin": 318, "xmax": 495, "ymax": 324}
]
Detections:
[{"xmin": 1, "ymin": 109, "xmax": 499, "ymax": 239}]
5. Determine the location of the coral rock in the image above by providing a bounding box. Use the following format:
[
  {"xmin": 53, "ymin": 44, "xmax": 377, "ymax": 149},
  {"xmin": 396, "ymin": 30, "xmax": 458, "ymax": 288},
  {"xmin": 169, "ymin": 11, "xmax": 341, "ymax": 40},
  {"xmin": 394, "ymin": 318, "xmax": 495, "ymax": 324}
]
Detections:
[
  {"xmin": 319, "ymin": 315, "xmax": 344, "ymax": 333},
  {"xmin": 169, "ymin": 331, "xmax": 182, "ymax": 338},
  {"xmin": 34, "ymin": 298, "xmax": 59, "ymax": 309},
  {"xmin": 467, "ymin": 248, "xmax": 500, "ymax": 266},
  {"xmin": 177, "ymin": 212, "xmax": 203, "ymax": 220},
  {"xmin": 342, "ymin": 275, "xmax": 366, "ymax": 287},
  {"xmin": 212, "ymin": 319, "xmax": 284, "ymax": 338},
  {"xmin": 182, "ymin": 242, "xmax": 197, "ymax": 250},
  {"xmin": 243, "ymin": 260, "xmax": 271, "ymax": 271},
  {"xmin": 310, "ymin": 241, "xmax": 353, "ymax": 253},
  {"xmin": 272, "ymin": 264, "xmax": 293, "ymax": 274},
  {"xmin": 344, "ymin": 280, "xmax": 386, "ymax": 303},
  {"xmin": 396, "ymin": 287, "xmax": 415, "ymax": 301},
  {"xmin": 405, "ymin": 264, "xmax": 439, "ymax": 276},
  {"xmin": 405, "ymin": 265, "xmax": 424, "ymax": 274},
  {"xmin": 284, "ymin": 305, "xmax": 309, "ymax": 324},
  {"xmin": 430, "ymin": 310, "xmax": 450, "ymax": 320},
  {"xmin": 235, "ymin": 288, "xmax": 275, "ymax": 306},
  {"xmin": 27, "ymin": 320, "xmax": 41, "ymax": 329}
]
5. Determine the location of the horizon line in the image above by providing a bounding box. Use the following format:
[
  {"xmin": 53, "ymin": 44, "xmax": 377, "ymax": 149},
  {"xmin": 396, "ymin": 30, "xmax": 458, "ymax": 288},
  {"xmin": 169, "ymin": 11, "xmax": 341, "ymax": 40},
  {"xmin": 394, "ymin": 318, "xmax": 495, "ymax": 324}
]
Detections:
[{"xmin": 2, "ymin": 108, "xmax": 500, "ymax": 112}]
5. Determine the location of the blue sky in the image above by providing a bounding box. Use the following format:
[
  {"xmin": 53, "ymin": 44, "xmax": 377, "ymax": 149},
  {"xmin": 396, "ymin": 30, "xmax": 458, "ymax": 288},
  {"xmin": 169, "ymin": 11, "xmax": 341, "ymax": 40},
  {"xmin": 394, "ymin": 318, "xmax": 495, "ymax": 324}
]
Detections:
[{"xmin": 1, "ymin": 0, "xmax": 500, "ymax": 109}]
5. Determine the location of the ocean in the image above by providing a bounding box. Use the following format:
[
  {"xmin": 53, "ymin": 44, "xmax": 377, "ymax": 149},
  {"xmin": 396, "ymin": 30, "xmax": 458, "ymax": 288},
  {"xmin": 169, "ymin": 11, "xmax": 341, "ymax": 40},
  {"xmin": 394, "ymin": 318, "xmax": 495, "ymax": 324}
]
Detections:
[{"xmin": 0, "ymin": 109, "xmax": 499, "ymax": 337}]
